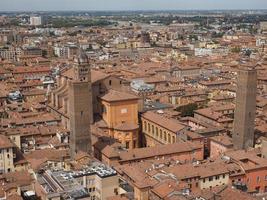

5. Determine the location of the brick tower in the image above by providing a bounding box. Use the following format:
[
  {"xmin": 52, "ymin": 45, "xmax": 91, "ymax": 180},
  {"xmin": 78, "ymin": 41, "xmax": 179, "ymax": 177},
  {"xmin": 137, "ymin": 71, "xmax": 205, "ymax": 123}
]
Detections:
[
  {"xmin": 69, "ymin": 51, "xmax": 92, "ymax": 159},
  {"xmin": 233, "ymin": 65, "xmax": 257, "ymax": 150}
]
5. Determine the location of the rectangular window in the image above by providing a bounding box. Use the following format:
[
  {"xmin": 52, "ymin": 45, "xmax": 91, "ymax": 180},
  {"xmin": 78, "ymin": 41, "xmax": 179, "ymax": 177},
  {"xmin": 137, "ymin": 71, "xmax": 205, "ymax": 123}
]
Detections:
[
  {"xmin": 209, "ymin": 177, "xmax": 213, "ymax": 182},
  {"xmin": 125, "ymin": 142, "xmax": 130, "ymax": 149}
]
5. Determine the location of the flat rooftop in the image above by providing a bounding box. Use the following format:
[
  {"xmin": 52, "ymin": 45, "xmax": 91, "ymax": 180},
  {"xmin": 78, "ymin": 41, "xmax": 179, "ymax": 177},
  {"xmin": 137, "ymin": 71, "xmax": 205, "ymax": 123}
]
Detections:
[
  {"xmin": 37, "ymin": 170, "xmax": 89, "ymax": 199},
  {"xmin": 69, "ymin": 161, "xmax": 117, "ymax": 178}
]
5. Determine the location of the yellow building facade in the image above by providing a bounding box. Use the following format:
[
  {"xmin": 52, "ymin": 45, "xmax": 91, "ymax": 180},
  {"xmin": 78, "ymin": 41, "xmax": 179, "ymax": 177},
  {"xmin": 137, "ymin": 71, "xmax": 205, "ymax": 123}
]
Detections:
[
  {"xmin": 141, "ymin": 111, "xmax": 186, "ymax": 147},
  {"xmin": 100, "ymin": 90, "xmax": 139, "ymax": 149}
]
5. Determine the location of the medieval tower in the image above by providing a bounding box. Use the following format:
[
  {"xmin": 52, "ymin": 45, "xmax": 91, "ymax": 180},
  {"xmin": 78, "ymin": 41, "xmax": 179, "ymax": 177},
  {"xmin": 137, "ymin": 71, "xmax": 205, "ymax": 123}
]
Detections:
[
  {"xmin": 69, "ymin": 51, "xmax": 92, "ymax": 159},
  {"xmin": 233, "ymin": 65, "xmax": 257, "ymax": 150}
]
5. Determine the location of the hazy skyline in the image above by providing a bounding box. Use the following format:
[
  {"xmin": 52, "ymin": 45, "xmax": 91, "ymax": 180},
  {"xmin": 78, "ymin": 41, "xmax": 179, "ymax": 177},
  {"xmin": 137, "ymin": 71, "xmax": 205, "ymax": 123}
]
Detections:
[{"xmin": 0, "ymin": 0, "xmax": 267, "ymax": 11}]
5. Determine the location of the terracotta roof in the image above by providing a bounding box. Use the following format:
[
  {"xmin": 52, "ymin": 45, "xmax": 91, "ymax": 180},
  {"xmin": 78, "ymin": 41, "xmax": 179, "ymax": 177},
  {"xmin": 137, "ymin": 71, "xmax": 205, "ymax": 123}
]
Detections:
[
  {"xmin": 0, "ymin": 135, "xmax": 15, "ymax": 149},
  {"xmin": 225, "ymin": 149, "xmax": 267, "ymax": 171},
  {"xmin": 93, "ymin": 137, "xmax": 123, "ymax": 159},
  {"xmin": 107, "ymin": 196, "xmax": 129, "ymax": 200},
  {"xmin": 61, "ymin": 67, "xmax": 74, "ymax": 79},
  {"xmin": 6, "ymin": 194, "xmax": 23, "ymax": 200},
  {"xmin": 199, "ymin": 80, "xmax": 232, "ymax": 86},
  {"xmin": 165, "ymin": 159, "xmax": 233, "ymax": 179},
  {"xmin": 193, "ymin": 185, "xmax": 256, "ymax": 200},
  {"xmin": 119, "ymin": 141, "xmax": 202, "ymax": 162},
  {"xmin": 114, "ymin": 122, "xmax": 139, "ymax": 131},
  {"xmin": 174, "ymin": 65, "xmax": 200, "ymax": 70},
  {"xmin": 210, "ymin": 135, "xmax": 233, "ymax": 148},
  {"xmin": 194, "ymin": 108, "xmax": 233, "ymax": 123},
  {"xmin": 2, "ymin": 170, "xmax": 34, "ymax": 191},
  {"xmin": 142, "ymin": 111, "xmax": 186, "ymax": 133},
  {"xmin": 25, "ymin": 149, "xmax": 69, "ymax": 171},
  {"xmin": 12, "ymin": 66, "xmax": 51, "ymax": 74},
  {"xmin": 91, "ymin": 70, "xmax": 110, "ymax": 83},
  {"xmin": 151, "ymin": 179, "xmax": 189, "ymax": 199},
  {"xmin": 116, "ymin": 163, "xmax": 158, "ymax": 189},
  {"xmin": 100, "ymin": 89, "xmax": 139, "ymax": 102}
]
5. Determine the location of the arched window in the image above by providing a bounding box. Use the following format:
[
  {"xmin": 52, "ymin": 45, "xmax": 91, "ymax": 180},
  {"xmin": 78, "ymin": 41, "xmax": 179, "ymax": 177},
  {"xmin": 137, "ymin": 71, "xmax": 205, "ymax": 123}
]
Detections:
[
  {"xmin": 168, "ymin": 134, "xmax": 171, "ymax": 143},
  {"xmin": 144, "ymin": 121, "xmax": 147, "ymax": 131}
]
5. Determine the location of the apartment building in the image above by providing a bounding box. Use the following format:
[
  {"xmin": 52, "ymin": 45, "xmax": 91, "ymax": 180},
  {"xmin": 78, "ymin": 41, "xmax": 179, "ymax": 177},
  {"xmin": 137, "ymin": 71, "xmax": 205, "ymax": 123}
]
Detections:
[
  {"xmin": 141, "ymin": 111, "xmax": 187, "ymax": 147},
  {"xmin": 171, "ymin": 65, "xmax": 201, "ymax": 79}
]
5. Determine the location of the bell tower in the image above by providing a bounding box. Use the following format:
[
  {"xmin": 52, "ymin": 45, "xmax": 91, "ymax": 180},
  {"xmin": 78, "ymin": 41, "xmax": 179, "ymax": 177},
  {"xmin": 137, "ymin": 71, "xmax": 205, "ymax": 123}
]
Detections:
[{"xmin": 68, "ymin": 51, "xmax": 92, "ymax": 159}]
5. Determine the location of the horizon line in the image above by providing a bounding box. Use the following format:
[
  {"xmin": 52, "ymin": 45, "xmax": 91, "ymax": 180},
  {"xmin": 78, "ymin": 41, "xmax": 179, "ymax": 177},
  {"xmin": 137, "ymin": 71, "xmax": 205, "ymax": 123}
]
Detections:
[{"xmin": 1, "ymin": 8, "xmax": 267, "ymax": 13}]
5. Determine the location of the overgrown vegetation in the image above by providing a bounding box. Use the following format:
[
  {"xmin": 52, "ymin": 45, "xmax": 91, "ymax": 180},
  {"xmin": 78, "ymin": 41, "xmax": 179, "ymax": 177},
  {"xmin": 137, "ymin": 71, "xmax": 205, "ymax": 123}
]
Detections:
[{"xmin": 48, "ymin": 17, "xmax": 114, "ymax": 28}]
